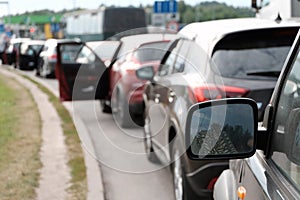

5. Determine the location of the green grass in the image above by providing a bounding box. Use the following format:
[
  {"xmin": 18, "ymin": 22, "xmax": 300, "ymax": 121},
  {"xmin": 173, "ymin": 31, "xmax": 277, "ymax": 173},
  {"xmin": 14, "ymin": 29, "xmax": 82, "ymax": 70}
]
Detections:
[
  {"xmin": 21, "ymin": 75, "xmax": 87, "ymax": 200},
  {"xmin": 0, "ymin": 76, "xmax": 18, "ymax": 171},
  {"xmin": 0, "ymin": 78, "xmax": 17, "ymax": 148},
  {"xmin": 0, "ymin": 73, "xmax": 42, "ymax": 200}
]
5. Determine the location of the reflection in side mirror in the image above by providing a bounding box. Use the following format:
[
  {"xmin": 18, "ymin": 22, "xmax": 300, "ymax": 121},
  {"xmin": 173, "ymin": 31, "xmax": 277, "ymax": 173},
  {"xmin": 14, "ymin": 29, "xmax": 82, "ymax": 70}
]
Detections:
[
  {"xmin": 186, "ymin": 98, "xmax": 258, "ymax": 160},
  {"xmin": 136, "ymin": 65, "xmax": 154, "ymax": 81}
]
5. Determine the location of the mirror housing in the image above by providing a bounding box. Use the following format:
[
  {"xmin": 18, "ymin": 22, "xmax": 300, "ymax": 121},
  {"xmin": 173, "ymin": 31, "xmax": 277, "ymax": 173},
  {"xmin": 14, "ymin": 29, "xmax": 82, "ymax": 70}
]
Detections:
[
  {"xmin": 186, "ymin": 98, "xmax": 258, "ymax": 160},
  {"xmin": 136, "ymin": 65, "xmax": 155, "ymax": 81}
]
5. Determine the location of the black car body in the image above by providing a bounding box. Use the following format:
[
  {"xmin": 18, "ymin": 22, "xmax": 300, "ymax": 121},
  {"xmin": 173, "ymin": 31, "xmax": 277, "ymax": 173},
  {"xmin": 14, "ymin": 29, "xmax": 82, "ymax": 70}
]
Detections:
[
  {"xmin": 137, "ymin": 18, "xmax": 300, "ymax": 199},
  {"xmin": 186, "ymin": 28, "xmax": 300, "ymax": 200},
  {"xmin": 3, "ymin": 38, "xmax": 31, "ymax": 66},
  {"xmin": 18, "ymin": 40, "xmax": 45, "ymax": 70}
]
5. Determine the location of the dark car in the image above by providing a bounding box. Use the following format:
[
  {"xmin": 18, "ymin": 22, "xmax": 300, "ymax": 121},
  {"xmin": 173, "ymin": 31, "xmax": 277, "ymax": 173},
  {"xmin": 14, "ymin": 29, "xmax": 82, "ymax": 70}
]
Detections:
[
  {"xmin": 17, "ymin": 40, "xmax": 45, "ymax": 70},
  {"xmin": 110, "ymin": 40, "xmax": 171, "ymax": 127},
  {"xmin": 3, "ymin": 38, "xmax": 31, "ymax": 66},
  {"xmin": 186, "ymin": 28, "xmax": 300, "ymax": 200},
  {"xmin": 136, "ymin": 18, "xmax": 300, "ymax": 199}
]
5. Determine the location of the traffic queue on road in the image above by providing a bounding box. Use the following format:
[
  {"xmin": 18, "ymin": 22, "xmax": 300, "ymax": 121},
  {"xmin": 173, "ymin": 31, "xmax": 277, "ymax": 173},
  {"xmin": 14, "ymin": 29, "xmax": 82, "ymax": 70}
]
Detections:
[{"xmin": 2, "ymin": 17, "xmax": 300, "ymax": 200}]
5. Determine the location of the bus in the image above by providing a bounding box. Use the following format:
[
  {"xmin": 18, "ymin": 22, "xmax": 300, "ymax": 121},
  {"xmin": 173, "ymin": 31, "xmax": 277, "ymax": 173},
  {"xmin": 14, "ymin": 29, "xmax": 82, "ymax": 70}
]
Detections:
[{"xmin": 62, "ymin": 7, "xmax": 146, "ymax": 41}]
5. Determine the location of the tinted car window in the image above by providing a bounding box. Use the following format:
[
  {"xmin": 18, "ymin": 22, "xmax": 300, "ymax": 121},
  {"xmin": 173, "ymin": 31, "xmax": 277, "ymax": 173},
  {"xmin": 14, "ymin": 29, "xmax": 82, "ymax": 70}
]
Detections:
[
  {"xmin": 87, "ymin": 41, "xmax": 119, "ymax": 61},
  {"xmin": 76, "ymin": 46, "xmax": 96, "ymax": 64},
  {"xmin": 212, "ymin": 28, "xmax": 298, "ymax": 79},
  {"xmin": 158, "ymin": 40, "xmax": 182, "ymax": 76},
  {"xmin": 30, "ymin": 45, "xmax": 43, "ymax": 53},
  {"xmin": 271, "ymin": 47, "xmax": 300, "ymax": 190}
]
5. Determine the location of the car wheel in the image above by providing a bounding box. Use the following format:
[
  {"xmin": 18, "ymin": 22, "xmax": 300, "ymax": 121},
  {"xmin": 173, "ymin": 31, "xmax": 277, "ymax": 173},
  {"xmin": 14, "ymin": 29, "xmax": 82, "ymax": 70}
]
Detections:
[
  {"xmin": 172, "ymin": 147, "xmax": 184, "ymax": 200},
  {"xmin": 170, "ymin": 138, "xmax": 195, "ymax": 200},
  {"xmin": 41, "ymin": 59, "xmax": 49, "ymax": 78},
  {"xmin": 36, "ymin": 59, "xmax": 43, "ymax": 76},
  {"xmin": 143, "ymin": 119, "xmax": 161, "ymax": 163},
  {"xmin": 113, "ymin": 87, "xmax": 133, "ymax": 128},
  {"xmin": 100, "ymin": 100, "xmax": 112, "ymax": 113}
]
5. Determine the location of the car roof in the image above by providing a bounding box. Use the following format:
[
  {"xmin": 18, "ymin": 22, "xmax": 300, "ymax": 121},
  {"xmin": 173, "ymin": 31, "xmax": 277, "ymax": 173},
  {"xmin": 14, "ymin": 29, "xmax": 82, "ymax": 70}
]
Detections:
[
  {"xmin": 24, "ymin": 40, "xmax": 45, "ymax": 45},
  {"xmin": 10, "ymin": 38, "xmax": 31, "ymax": 44},
  {"xmin": 179, "ymin": 18, "xmax": 300, "ymax": 52},
  {"xmin": 85, "ymin": 40, "xmax": 119, "ymax": 49}
]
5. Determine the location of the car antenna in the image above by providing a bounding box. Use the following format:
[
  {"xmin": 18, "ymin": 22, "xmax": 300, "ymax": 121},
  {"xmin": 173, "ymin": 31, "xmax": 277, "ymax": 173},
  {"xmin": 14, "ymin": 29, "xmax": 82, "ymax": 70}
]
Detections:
[{"xmin": 275, "ymin": 13, "xmax": 282, "ymax": 24}]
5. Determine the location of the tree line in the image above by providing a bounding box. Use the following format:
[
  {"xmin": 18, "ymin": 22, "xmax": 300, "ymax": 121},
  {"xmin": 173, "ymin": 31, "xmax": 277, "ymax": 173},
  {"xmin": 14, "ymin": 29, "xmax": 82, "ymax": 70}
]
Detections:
[
  {"xmin": 11, "ymin": 1, "xmax": 255, "ymax": 25},
  {"xmin": 176, "ymin": 1, "xmax": 255, "ymax": 24}
]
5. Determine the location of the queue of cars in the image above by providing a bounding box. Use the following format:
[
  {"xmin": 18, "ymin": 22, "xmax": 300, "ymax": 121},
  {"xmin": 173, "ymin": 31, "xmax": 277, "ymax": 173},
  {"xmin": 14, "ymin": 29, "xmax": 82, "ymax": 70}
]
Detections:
[
  {"xmin": 136, "ymin": 18, "xmax": 300, "ymax": 200},
  {"xmin": 53, "ymin": 18, "xmax": 300, "ymax": 200},
  {"xmin": 1, "ymin": 38, "xmax": 55, "ymax": 74},
  {"xmin": 3, "ymin": 17, "xmax": 300, "ymax": 200}
]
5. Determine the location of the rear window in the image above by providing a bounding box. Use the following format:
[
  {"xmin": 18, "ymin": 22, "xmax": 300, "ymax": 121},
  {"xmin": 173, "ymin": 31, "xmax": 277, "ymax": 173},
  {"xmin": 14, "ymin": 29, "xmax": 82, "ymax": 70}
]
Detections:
[
  {"xmin": 212, "ymin": 27, "xmax": 299, "ymax": 79},
  {"xmin": 133, "ymin": 41, "xmax": 169, "ymax": 62},
  {"xmin": 91, "ymin": 42, "xmax": 120, "ymax": 61}
]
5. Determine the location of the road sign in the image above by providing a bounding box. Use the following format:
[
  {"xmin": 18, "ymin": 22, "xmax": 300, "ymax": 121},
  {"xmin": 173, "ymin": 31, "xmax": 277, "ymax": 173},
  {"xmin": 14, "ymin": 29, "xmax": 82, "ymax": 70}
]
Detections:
[
  {"xmin": 154, "ymin": 0, "xmax": 177, "ymax": 13},
  {"xmin": 167, "ymin": 21, "xmax": 179, "ymax": 32}
]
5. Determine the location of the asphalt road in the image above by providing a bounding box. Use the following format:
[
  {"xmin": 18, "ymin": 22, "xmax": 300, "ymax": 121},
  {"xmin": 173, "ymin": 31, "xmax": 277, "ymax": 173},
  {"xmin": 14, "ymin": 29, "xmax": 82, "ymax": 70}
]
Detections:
[{"xmin": 23, "ymin": 70, "xmax": 175, "ymax": 200}]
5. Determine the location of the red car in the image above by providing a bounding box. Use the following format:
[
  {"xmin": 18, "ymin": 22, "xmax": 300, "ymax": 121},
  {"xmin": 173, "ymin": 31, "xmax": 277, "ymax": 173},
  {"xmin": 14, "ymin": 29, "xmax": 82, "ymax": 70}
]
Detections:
[
  {"xmin": 110, "ymin": 41, "xmax": 170, "ymax": 127},
  {"xmin": 55, "ymin": 33, "xmax": 177, "ymax": 123}
]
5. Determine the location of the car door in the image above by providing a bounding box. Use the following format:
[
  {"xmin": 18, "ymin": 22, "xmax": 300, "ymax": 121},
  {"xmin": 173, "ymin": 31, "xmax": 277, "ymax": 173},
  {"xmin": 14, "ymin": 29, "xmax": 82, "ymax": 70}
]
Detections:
[
  {"xmin": 146, "ymin": 39, "xmax": 183, "ymax": 154},
  {"xmin": 232, "ymin": 36, "xmax": 300, "ymax": 200},
  {"xmin": 56, "ymin": 40, "xmax": 118, "ymax": 101},
  {"xmin": 19, "ymin": 44, "xmax": 35, "ymax": 69}
]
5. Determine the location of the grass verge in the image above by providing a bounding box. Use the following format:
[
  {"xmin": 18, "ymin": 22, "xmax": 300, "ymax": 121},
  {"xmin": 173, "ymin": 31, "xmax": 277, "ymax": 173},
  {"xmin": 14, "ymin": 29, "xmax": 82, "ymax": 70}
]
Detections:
[
  {"xmin": 0, "ymin": 73, "xmax": 41, "ymax": 200},
  {"xmin": 21, "ymin": 75, "xmax": 87, "ymax": 200}
]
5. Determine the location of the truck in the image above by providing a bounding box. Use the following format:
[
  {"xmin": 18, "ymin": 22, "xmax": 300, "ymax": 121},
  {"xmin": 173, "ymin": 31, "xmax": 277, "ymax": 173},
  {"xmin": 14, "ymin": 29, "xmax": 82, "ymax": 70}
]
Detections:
[{"xmin": 62, "ymin": 7, "xmax": 147, "ymax": 41}]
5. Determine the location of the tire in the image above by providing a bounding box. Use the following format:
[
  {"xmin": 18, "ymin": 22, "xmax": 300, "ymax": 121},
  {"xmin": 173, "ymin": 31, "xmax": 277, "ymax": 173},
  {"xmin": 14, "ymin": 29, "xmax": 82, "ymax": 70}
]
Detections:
[
  {"xmin": 170, "ymin": 137, "xmax": 195, "ymax": 200},
  {"xmin": 36, "ymin": 59, "xmax": 44, "ymax": 76},
  {"xmin": 143, "ymin": 119, "xmax": 161, "ymax": 164},
  {"xmin": 40, "ymin": 59, "xmax": 50, "ymax": 78},
  {"xmin": 100, "ymin": 100, "xmax": 112, "ymax": 113},
  {"xmin": 171, "ymin": 145, "xmax": 185, "ymax": 200},
  {"xmin": 112, "ymin": 87, "xmax": 133, "ymax": 128}
]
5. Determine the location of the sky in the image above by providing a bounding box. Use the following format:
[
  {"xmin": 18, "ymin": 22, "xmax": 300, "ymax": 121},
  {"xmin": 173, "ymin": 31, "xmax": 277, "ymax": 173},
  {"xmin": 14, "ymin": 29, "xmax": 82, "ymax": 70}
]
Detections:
[{"xmin": 0, "ymin": 0, "xmax": 252, "ymax": 16}]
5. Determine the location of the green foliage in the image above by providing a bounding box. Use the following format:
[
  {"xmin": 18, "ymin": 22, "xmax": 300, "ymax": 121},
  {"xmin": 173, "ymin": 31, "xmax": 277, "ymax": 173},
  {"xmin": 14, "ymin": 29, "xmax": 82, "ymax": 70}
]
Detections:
[
  {"xmin": 179, "ymin": 1, "xmax": 255, "ymax": 24},
  {"xmin": 3, "ymin": 1, "xmax": 255, "ymax": 25}
]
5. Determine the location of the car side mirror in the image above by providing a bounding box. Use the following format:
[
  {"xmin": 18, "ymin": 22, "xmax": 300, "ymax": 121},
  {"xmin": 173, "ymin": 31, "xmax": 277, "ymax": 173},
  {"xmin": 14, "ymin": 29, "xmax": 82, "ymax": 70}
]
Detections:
[
  {"xmin": 136, "ymin": 65, "xmax": 155, "ymax": 81},
  {"xmin": 186, "ymin": 98, "xmax": 258, "ymax": 160}
]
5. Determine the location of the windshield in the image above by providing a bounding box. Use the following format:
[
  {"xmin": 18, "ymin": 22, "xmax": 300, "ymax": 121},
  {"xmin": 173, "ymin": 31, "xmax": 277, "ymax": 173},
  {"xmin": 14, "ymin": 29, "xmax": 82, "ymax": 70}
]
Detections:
[
  {"xmin": 212, "ymin": 28, "xmax": 299, "ymax": 79},
  {"xmin": 133, "ymin": 41, "xmax": 169, "ymax": 63}
]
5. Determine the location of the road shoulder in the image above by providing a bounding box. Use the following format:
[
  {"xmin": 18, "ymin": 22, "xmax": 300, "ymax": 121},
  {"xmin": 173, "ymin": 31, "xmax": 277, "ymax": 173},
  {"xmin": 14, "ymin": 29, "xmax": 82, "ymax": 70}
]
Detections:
[{"xmin": 0, "ymin": 66, "xmax": 70, "ymax": 200}]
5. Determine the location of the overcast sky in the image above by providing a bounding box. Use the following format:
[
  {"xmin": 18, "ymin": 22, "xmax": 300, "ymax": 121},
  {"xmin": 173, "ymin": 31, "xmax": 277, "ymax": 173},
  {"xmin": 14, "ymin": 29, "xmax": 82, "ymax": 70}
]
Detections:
[{"xmin": 0, "ymin": 0, "xmax": 252, "ymax": 16}]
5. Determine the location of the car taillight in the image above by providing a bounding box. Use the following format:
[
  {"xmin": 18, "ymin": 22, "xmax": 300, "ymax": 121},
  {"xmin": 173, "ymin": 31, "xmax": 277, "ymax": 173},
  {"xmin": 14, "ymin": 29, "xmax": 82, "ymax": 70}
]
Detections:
[
  {"xmin": 48, "ymin": 54, "xmax": 57, "ymax": 60},
  {"xmin": 190, "ymin": 85, "xmax": 248, "ymax": 102}
]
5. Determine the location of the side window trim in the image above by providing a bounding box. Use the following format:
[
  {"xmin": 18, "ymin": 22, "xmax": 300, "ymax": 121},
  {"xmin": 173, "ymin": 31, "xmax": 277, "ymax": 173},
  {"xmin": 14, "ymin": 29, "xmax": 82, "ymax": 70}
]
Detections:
[
  {"xmin": 157, "ymin": 39, "xmax": 182, "ymax": 77},
  {"xmin": 268, "ymin": 31, "xmax": 300, "ymax": 192}
]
